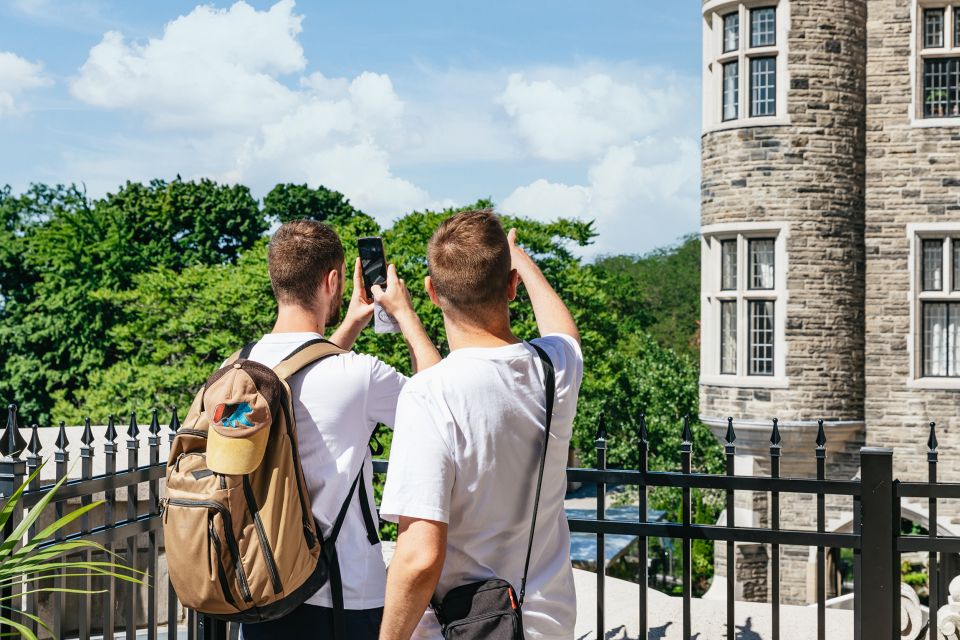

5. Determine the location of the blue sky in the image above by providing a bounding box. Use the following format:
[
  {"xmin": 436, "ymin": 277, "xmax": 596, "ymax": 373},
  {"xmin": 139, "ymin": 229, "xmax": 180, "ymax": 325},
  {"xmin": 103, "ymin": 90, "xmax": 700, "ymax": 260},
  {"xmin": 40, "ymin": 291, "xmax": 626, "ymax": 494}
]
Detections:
[{"xmin": 0, "ymin": 0, "xmax": 702, "ymax": 256}]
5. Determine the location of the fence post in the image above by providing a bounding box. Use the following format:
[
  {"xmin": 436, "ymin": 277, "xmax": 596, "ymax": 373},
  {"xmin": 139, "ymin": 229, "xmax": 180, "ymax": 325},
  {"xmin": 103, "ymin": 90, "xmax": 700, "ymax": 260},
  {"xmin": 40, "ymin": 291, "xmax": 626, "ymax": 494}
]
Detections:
[
  {"xmin": 859, "ymin": 447, "xmax": 896, "ymax": 640},
  {"xmin": 0, "ymin": 405, "xmax": 26, "ymax": 638},
  {"xmin": 595, "ymin": 412, "xmax": 607, "ymax": 640}
]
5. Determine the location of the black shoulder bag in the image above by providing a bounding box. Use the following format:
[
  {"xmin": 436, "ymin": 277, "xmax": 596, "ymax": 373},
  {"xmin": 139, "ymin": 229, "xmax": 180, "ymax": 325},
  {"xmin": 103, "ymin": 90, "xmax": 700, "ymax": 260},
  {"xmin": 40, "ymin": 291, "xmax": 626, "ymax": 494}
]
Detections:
[{"xmin": 432, "ymin": 343, "xmax": 556, "ymax": 640}]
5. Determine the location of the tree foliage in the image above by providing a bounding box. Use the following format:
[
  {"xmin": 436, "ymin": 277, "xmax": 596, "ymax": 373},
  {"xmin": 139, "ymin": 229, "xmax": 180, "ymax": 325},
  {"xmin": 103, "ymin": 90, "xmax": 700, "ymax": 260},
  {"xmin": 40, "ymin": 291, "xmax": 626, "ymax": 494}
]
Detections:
[{"xmin": 0, "ymin": 178, "xmax": 719, "ymax": 581}]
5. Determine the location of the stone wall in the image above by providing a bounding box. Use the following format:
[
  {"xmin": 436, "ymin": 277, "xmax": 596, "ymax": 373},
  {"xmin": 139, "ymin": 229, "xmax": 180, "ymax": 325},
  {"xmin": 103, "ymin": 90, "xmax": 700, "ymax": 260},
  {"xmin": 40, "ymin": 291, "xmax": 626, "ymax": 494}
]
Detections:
[
  {"xmin": 864, "ymin": 0, "xmax": 960, "ymax": 488},
  {"xmin": 701, "ymin": 0, "xmax": 868, "ymax": 603}
]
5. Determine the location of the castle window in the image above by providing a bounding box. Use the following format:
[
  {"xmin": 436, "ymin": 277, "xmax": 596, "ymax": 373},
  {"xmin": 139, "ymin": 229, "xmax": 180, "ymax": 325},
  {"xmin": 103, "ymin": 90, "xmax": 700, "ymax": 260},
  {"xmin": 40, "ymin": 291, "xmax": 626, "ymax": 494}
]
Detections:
[
  {"xmin": 723, "ymin": 61, "xmax": 740, "ymax": 121},
  {"xmin": 956, "ymin": 7, "xmax": 960, "ymax": 46},
  {"xmin": 703, "ymin": 1, "xmax": 788, "ymax": 131},
  {"xmin": 750, "ymin": 7, "xmax": 776, "ymax": 47},
  {"xmin": 925, "ymin": 8, "xmax": 945, "ymax": 48},
  {"xmin": 909, "ymin": 229, "xmax": 960, "ymax": 385},
  {"xmin": 750, "ymin": 56, "xmax": 778, "ymax": 118},
  {"xmin": 702, "ymin": 224, "xmax": 788, "ymax": 386},
  {"xmin": 916, "ymin": 3, "xmax": 960, "ymax": 120},
  {"xmin": 723, "ymin": 12, "xmax": 740, "ymax": 53}
]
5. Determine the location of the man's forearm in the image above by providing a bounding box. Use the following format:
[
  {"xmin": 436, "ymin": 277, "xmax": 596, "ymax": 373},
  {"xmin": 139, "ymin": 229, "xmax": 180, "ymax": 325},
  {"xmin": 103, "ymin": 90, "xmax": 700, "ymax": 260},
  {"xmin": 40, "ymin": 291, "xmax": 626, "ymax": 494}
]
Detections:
[
  {"xmin": 518, "ymin": 261, "xmax": 580, "ymax": 343},
  {"xmin": 380, "ymin": 557, "xmax": 441, "ymax": 640},
  {"xmin": 395, "ymin": 310, "xmax": 441, "ymax": 373},
  {"xmin": 329, "ymin": 314, "xmax": 368, "ymax": 350}
]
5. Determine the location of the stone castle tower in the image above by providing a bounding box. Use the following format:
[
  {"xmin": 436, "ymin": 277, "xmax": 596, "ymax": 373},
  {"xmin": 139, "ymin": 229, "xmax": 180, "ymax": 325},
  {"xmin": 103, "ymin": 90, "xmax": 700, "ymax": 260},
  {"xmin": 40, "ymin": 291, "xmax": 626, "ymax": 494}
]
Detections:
[{"xmin": 700, "ymin": 0, "xmax": 960, "ymax": 604}]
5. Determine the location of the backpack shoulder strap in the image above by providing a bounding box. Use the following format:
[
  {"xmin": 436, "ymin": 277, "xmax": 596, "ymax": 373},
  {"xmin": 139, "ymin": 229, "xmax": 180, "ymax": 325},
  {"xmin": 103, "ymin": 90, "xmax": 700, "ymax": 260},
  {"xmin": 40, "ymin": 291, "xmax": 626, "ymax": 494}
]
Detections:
[
  {"xmin": 273, "ymin": 338, "xmax": 346, "ymax": 380},
  {"xmin": 225, "ymin": 341, "xmax": 258, "ymax": 365}
]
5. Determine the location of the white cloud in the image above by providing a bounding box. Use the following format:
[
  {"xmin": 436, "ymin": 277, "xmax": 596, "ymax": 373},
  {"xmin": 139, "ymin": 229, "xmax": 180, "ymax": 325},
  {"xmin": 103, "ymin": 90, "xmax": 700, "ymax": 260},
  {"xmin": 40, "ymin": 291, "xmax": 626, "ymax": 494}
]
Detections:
[
  {"xmin": 0, "ymin": 51, "xmax": 52, "ymax": 117},
  {"xmin": 71, "ymin": 0, "xmax": 305, "ymax": 129},
  {"xmin": 501, "ymin": 137, "xmax": 700, "ymax": 255},
  {"xmin": 498, "ymin": 66, "xmax": 700, "ymax": 255},
  {"xmin": 58, "ymin": 2, "xmax": 699, "ymax": 252},
  {"xmin": 498, "ymin": 66, "xmax": 693, "ymax": 162},
  {"xmin": 68, "ymin": 1, "xmax": 447, "ymax": 222}
]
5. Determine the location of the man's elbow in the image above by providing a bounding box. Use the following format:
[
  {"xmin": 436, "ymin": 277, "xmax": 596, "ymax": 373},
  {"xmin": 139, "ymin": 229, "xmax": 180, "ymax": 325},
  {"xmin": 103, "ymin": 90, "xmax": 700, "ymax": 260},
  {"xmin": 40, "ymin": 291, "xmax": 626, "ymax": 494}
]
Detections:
[{"xmin": 395, "ymin": 544, "xmax": 445, "ymax": 581}]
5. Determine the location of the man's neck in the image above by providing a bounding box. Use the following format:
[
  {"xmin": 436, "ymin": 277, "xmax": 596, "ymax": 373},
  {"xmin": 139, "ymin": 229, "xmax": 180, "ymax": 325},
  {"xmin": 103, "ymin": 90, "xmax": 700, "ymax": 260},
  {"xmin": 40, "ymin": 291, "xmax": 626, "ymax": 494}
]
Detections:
[
  {"xmin": 443, "ymin": 312, "xmax": 520, "ymax": 351},
  {"xmin": 272, "ymin": 304, "xmax": 326, "ymax": 335}
]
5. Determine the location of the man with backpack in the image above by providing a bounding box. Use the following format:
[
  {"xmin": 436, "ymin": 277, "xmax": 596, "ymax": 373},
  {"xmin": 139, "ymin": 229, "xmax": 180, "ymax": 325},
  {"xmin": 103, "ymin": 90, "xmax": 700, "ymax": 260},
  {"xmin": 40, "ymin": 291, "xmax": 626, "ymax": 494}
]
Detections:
[
  {"xmin": 379, "ymin": 210, "xmax": 582, "ymax": 639},
  {"xmin": 166, "ymin": 219, "xmax": 440, "ymax": 640}
]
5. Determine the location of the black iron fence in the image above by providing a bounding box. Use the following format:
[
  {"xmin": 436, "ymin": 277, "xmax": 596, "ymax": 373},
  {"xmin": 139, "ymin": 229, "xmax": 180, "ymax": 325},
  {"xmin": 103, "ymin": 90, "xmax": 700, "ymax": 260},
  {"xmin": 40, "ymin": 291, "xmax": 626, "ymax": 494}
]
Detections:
[{"xmin": 0, "ymin": 404, "xmax": 957, "ymax": 640}]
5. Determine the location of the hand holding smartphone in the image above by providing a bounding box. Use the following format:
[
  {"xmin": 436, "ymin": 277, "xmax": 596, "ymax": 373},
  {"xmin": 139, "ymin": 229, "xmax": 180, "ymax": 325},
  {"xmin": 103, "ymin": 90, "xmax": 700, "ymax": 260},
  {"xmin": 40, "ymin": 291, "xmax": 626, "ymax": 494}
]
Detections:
[
  {"xmin": 358, "ymin": 237, "xmax": 388, "ymax": 298},
  {"xmin": 357, "ymin": 237, "xmax": 400, "ymax": 334}
]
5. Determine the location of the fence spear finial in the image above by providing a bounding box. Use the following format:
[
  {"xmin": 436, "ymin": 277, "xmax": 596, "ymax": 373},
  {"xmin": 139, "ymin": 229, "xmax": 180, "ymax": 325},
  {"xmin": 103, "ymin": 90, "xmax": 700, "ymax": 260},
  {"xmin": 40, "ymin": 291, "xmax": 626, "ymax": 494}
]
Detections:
[
  {"xmin": 770, "ymin": 417, "xmax": 782, "ymax": 447},
  {"xmin": 149, "ymin": 408, "xmax": 160, "ymax": 436},
  {"xmin": 638, "ymin": 411, "xmax": 648, "ymax": 444},
  {"xmin": 596, "ymin": 411, "xmax": 607, "ymax": 442},
  {"xmin": 127, "ymin": 412, "xmax": 139, "ymax": 440},
  {"xmin": 928, "ymin": 421, "xmax": 939, "ymax": 452},
  {"xmin": 168, "ymin": 406, "xmax": 180, "ymax": 439},
  {"xmin": 105, "ymin": 414, "xmax": 117, "ymax": 443},
  {"xmin": 682, "ymin": 414, "xmax": 693, "ymax": 445},
  {"xmin": 81, "ymin": 417, "xmax": 94, "ymax": 448},
  {"xmin": 55, "ymin": 420, "xmax": 69, "ymax": 452},
  {"xmin": 27, "ymin": 423, "xmax": 41, "ymax": 457},
  {"xmin": 725, "ymin": 417, "xmax": 736, "ymax": 445},
  {"xmin": 816, "ymin": 419, "xmax": 827, "ymax": 449},
  {"xmin": 2, "ymin": 404, "xmax": 18, "ymax": 458}
]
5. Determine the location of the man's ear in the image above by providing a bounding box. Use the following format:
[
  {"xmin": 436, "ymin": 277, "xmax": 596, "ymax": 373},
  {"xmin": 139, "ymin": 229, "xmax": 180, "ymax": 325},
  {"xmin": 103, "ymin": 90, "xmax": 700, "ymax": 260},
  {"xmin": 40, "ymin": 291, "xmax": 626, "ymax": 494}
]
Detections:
[
  {"xmin": 425, "ymin": 276, "xmax": 441, "ymax": 307},
  {"xmin": 507, "ymin": 269, "xmax": 520, "ymax": 302},
  {"xmin": 326, "ymin": 268, "xmax": 340, "ymax": 295}
]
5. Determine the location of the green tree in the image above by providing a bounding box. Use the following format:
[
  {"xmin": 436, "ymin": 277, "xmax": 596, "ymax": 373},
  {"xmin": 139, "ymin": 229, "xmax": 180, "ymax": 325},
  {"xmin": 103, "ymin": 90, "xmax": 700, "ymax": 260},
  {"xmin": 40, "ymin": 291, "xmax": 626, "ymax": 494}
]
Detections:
[
  {"xmin": 263, "ymin": 184, "xmax": 362, "ymax": 225},
  {"xmin": 0, "ymin": 179, "xmax": 266, "ymax": 424},
  {"xmin": 595, "ymin": 234, "xmax": 700, "ymax": 360}
]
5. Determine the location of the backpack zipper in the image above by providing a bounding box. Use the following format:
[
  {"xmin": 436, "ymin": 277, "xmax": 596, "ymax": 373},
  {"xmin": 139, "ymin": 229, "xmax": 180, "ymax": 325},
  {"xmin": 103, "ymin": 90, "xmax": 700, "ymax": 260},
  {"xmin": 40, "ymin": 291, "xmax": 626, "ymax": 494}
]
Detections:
[
  {"xmin": 208, "ymin": 516, "xmax": 239, "ymax": 609},
  {"xmin": 166, "ymin": 498, "xmax": 253, "ymax": 603},
  {"xmin": 278, "ymin": 392, "xmax": 318, "ymax": 548},
  {"xmin": 177, "ymin": 428, "xmax": 207, "ymax": 438},
  {"xmin": 242, "ymin": 475, "xmax": 284, "ymax": 594}
]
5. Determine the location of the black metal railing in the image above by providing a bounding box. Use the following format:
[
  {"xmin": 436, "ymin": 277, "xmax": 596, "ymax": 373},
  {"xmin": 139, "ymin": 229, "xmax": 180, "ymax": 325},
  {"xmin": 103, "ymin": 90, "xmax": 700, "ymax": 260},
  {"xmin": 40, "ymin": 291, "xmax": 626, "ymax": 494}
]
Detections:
[
  {"xmin": 0, "ymin": 405, "xmax": 213, "ymax": 640},
  {"xmin": 1, "ymin": 403, "xmax": 957, "ymax": 640},
  {"xmin": 372, "ymin": 414, "xmax": 954, "ymax": 640}
]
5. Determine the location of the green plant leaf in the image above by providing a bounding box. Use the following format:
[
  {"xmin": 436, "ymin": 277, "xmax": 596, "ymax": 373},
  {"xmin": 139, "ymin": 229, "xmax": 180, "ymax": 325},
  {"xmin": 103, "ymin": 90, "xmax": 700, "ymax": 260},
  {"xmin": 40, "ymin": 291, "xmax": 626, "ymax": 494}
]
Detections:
[{"xmin": 0, "ymin": 464, "xmax": 43, "ymax": 534}]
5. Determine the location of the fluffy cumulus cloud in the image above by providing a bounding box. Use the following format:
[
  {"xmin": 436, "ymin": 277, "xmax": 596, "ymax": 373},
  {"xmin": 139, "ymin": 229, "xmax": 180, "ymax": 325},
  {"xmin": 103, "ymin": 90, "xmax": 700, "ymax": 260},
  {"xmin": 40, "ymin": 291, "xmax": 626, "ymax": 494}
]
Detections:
[
  {"xmin": 499, "ymin": 68, "xmax": 699, "ymax": 255},
  {"xmin": 68, "ymin": 0, "xmax": 448, "ymax": 220},
  {"xmin": 61, "ymin": 1, "xmax": 699, "ymax": 251},
  {"xmin": 71, "ymin": 0, "xmax": 305, "ymax": 130},
  {"xmin": 0, "ymin": 51, "xmax": 52, "ymax": 117}
]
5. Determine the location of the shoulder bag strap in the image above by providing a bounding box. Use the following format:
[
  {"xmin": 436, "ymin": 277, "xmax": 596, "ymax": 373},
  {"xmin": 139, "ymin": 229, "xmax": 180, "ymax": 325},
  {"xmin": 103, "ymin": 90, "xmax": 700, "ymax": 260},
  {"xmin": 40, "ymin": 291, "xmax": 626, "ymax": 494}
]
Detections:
[{"xmin": 519, "ymin": 342, "xmax": 555, "ymax": 606}]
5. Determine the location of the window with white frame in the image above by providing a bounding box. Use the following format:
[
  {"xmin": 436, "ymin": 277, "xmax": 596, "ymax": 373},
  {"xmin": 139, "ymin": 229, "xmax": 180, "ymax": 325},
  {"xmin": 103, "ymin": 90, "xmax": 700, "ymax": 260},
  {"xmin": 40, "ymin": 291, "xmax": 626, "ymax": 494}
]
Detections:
[
  {"xmin": 914, "ymin": 235, "xmax": 960, "ymax": 378},
  {"xmin": 916, "ymin": 3, "xmax": 960, "ymax": 119},
  {"xmin": 703, "ymin": 227, "xmax": 787, "ymax": 384},
  {"xmin": 703, "ymin": 1, "xmax": 788, "ymax": 130}
]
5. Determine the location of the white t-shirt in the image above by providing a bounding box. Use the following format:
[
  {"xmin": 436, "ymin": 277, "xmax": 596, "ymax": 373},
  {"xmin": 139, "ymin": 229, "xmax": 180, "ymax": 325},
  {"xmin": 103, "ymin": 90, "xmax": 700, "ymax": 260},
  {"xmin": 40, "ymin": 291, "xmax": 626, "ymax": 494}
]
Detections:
[
  {"xmin": 380, "ymin": 334, "xmax": 583, "ymax": 640},
  {"xmin": 243, "ymin": 332, "xmax": 407, "ymax": 610}
]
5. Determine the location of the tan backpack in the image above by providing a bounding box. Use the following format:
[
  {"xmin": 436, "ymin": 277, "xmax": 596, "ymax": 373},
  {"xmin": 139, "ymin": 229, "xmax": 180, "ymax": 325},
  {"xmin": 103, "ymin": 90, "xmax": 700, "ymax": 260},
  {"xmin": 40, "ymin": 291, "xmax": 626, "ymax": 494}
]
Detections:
[{"xmin": 162, "ymin": 338, "xmax": 378, "ymax": 633}]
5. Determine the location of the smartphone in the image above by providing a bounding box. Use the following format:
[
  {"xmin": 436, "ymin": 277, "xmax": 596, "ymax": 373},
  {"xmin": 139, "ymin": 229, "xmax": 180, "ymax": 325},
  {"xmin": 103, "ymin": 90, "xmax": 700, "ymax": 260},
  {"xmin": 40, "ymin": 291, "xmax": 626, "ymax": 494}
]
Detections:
[{"xmin": 358, "ymin": 236, "xmax": 388, "ymax": 298}]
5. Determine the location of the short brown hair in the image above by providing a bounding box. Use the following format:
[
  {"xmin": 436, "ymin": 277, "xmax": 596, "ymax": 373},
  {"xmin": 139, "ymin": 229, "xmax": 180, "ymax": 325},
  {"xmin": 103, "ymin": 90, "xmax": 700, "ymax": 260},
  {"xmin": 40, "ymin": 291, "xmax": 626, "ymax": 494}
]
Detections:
[
  {"xmin": 428, "ymin": 209, "xmax": 512, "ymax": 313},
  {"xmin": 268, "ymin": 220, "xmax": 344, "ymax": 307}
]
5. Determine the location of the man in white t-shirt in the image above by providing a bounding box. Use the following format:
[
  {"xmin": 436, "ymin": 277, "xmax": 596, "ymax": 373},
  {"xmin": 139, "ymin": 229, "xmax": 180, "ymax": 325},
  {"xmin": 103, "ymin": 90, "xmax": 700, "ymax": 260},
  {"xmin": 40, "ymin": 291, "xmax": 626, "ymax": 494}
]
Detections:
[
  {"xmin": 239, "ymin": 220, "xmax": 440, "ymax": 640},
  {"xmin": 379, "ymin": 210, "xmax": 582, "ymax": 640}
]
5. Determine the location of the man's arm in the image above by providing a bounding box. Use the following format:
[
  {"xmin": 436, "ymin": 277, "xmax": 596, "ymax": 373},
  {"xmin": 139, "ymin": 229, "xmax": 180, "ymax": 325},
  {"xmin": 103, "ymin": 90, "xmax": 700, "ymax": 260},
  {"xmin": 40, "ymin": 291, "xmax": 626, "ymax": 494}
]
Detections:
[
  {"xmin": 380, "ymin": 517, "xmax": 447, "ymax": 640},
  {"xmin": 373, "ymin": 264, "xmax": 442, "ymax": 373},
  {"xmin": 329, "ymin": 258, "xmax": 374, "ymax": 350},
  {"xmin": 508, "ymin": 228, "xmax": 580, "ymax": 344}
]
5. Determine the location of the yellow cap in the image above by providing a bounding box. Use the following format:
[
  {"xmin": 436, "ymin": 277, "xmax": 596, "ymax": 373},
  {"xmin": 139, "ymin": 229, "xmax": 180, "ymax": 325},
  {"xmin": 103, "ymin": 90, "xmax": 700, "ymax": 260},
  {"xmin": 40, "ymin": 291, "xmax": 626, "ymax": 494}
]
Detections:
[{"xmin": 203, "ymin": 367, "xmax": 276, "ymax": 475}]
